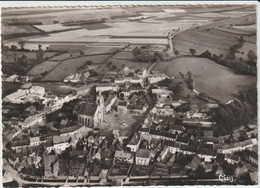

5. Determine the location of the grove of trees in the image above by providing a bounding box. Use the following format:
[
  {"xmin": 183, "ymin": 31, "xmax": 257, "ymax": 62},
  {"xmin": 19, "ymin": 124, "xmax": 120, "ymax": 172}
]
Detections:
[{"xmin": 212, "ymin": 88, "xmax": 257, "ymax": 135}]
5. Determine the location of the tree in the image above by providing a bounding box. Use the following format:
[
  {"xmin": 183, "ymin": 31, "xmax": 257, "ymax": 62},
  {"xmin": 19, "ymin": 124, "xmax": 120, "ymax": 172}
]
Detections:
[
  {"xmin": 35, "ymin": 44, "xmax": 45, "ymax": 63},
  {"xmin": 85, "ymin": 61, "xmax": 93, "ymax": 65},
  {"xmin": 247, "ymin": 50, "xmax": 256, "ymax": 66},
  {"xmin": 2, "ymin": 45, "xmax": 9, "ymax": 53},
  {"xmin": 18, "ymin": 41, "xmax": 25, "ymax": 50},
  {"xmin": 190, "ymin": 48, "xmax": 196, "ymax": 56},
  {"xmin": 174, "ymin": 50, "xmax": 179, "ymax": 57},
  {"xmin": 132, "ymin": 47, "xmax": 141, "ymax": 61}
]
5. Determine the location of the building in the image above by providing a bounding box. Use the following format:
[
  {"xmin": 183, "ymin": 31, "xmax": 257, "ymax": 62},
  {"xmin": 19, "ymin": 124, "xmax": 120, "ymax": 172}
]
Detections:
[
  {"xmin": 168, "ymin": 124, "xmax": 185, "ymax": 134},
  {"xmin": 29, "ymin": 86, "xmax": 45, "ymax": 96},
  {"xmin": 96, "ymin": 83, "xmax": 119, "ymax": 93},
  {"xmin": 11, "ymin": 140, "xmax": 30, "ymax": 152},
  {"xmin": 59, "ymin": 124, "xmax": 90, "ymax": 139},
  {"xmin": 185, "ymin": 155, "xmax": 201, "ymax": 171},
  {"xmin": 3, "ymin": 89, "xmax": 28, "ymax": 103},
  {"xmin": 164, "ymin": 140, "xmax": 181, "ymax": 154},
  {"xmin": 30, "ymin": 136, "xmax": 46, "ymax": 146},
  {"xmin": 147, "ymin": 71, "xmax": 168, "ymax": 84},
  {"xmin": 225, "ymin": 154, "xmax": 240, "ymax": 164},
  {"xmin": 21, "ymin": 114, "xmax": 44, "ymax": 129},
  {"xmin": 104, "ymin": 94, "xmax": 117, "ymax": 113},
  {"xmin": 197, "ymin": 144, "xmax": 217, "ymax": 163},
  {"xmin": 136, "ymin": 149, "xmax": 151, "ymax": 166},
  {"xmin": 74, "ymin": 103, "xmax": 101, "ymax": 128},
  {"xmin": 73, "ymin": 85, "xmax": 92, "ymax": 96},
  {"xmin": 43, "ymin": 153, "xmax": 59, "ymax": 177},
  {"xmin": 127, "ymin": 132, "xmax": 141, "ymax": 152},
  {"xmin": 152, "ymin": 88, "xmax": 173, "ymax": 97},
  {"xmin": 114, "ymin": 150, "xmax": 134, "ymax": 163},
  {"xmin": 64, "ymin": 73, "xmax": 82, "ymax": 83},
  {"xmin": 118, "ymin": 101, "xmax": 128, "ymax": 113}
]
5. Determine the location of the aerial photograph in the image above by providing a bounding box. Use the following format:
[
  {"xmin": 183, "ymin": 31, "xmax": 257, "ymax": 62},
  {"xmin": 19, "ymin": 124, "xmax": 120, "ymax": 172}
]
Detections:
[{"xmin": 1, "ymin": 2, "xmax": 258, "ymax": 187}]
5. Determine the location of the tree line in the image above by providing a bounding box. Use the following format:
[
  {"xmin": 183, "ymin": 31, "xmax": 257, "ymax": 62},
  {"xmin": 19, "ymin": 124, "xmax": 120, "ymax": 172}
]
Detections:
[{"xmin": 212, "ymin": 88, "xmax": 257, "ymax": 135}]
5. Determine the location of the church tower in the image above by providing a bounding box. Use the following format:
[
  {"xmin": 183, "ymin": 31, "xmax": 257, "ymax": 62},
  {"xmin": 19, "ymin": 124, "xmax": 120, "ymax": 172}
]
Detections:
[{"xmin": 97, "ymin": 92, "xmax": 105, "ymax": 123}]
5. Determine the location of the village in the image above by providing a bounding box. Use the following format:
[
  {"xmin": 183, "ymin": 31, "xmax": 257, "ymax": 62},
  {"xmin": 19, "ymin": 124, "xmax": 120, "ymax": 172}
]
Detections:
[{"xmin": 2, "ymin": 62, "xmax": 258, "ymax": 186}]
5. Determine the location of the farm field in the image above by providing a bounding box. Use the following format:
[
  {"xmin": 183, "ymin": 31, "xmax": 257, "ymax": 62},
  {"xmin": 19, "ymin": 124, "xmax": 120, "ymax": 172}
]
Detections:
[
  {"xmin": 2, "ymin": 24, "xmax": 40, "ymax": 35},
  {"xmin": 152, "ymin": 57, "xmax": 256, "ymax": 103},
  {"xmin": 42, "ymin": 54, "xmax": 111, "ymax": 81},
  {"xmin": 33, "ymin": 23, "xmax": 80, "ymax": 32},
  {"xmin": 173, "ymin": 29, "xmax": 239, "ymax": 56},
  {"xmin": 27, "ymin": 61, "xmax": 61, "ymax": 76}
]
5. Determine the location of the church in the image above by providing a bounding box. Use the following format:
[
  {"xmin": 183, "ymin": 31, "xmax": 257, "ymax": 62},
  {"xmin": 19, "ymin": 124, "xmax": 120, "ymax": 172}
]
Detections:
[{"xmin": 73, "ymin": 92, "xmax": 105, "ymax": 128}]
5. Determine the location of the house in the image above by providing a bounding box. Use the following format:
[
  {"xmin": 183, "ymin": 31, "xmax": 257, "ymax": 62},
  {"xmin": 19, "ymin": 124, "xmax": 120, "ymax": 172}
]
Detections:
[
  {"xmin": 179, "ymin": 142, "xmax": 198, "ymax": 155},
  {"xmin": 59, "ymin": 124, "xmax": 89, "ymax": 139},
  {"xmin": 168, "ymin": 124, "xmax": 185, "ymax": 134},
  {"xmin": 149, "ymin": 129, "xmax": 177, "ymax": 142},
  {"xmin": 4, "ymin": 74, "xmax": 20, "ymax": 82},
  {"xmin": 50, "ymin": 135, "xmax": 71, "ymax": 154},
  {"xmin": 164, "ymin": 140, "xmax": 181, "ymax": 154},
  {"xmin": 11, "ymin": 140, "xmax": 30, "ymax": 152},
  {"xmin": 73, "ymin": 85, "xmax": 92, "ymax": 96},
  {"xmin": 127, "ymin": 132, "xmax": 141, "ymax": 152},
  {"xmin": 60, "ymin": 119, "xmax": 68, "ymax": 127},
  {"xmin": 235, "ymin": 163, "xmax": 248, "ymax": 176},
  {"xmin": 246, "ymin": 129, "xmax": 258, "ymax": 138},
  {"xmin": 21, "ymin": 114, "xmax": 44, "ymax": 129},
  {"xmin": 175, "ymin": 135, "xmax": 190, "ymax": 145},
  {"xmin": 104, "ymin": 94, "xmax": 117, "ymax": 113},
  {"xmin": 204, "ymin": 130, "xmax": 214, "ymax": 137},
  {"xmin": 225, "ymin": 154, "xmax": 240, "ymax": 164},
  {"xmin": 96, "ymin": 83, "xmax": 119, "ymax": 93},
  {"xmin": 127, "ymin": 95, "xmax": 148, "ymax": 115},
  {"xmin": 147, "ymin": 71, "xmax": 168, "ymax": 84},
  {"xmin": 5, "ymin": 127, "xmax": 22, "ymax": 140},
  {"xmin": 117, "ymin": 101, "xmax": 128, "ymax": 113},
  {"xmin": 43, "ymin": 153, "xmax": 59, "ymax": 177},
  {"xmin": 249, "ymin": 172, "xmax": 258, "ymax": 184},
  {"xmin": 25, "ymin": 105, "xmax": 37, "ymax": 114},
  {"xmin": 64, "ymin": 73, "xmax": 82, "ymax": 83},
  {"xmin": 185, "ymin": 155, "xmax": 201, "ymax": 171},
  {"xmin": 202, "ymin": 164, "xmax": 215, "ymax": 173},
  {"xmin": 30, "ymin": 136, "xmax": 46, "ymax": 146},
  {"xmin": 29, "ymin": 86, "xmax": 45, "ymax": 96},
  {"xmin": 3, "ymin": 89, "xmax": 28, "ymax": 103},
  {"xmin": 114, "ymin": 150, "xmax": 134, "ymax": 163},
  {"xmin": 197, "ymin": 144, "xmax": 217, "ymax": 163},
  {"xmin": 152, "ymin": 88, "xmax": 173, "ymax": 98},
  {"xmin": 136, "ymin": 149, "xmax": 151, "ymax": 166}
]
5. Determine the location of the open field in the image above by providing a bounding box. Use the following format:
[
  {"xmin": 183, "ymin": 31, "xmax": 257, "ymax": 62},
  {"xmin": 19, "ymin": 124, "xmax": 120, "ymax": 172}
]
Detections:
[
  {"xmin": 33, "ymin": 23, "xmax": 80, "ymax": 32},
  {"xmin": 173, "ymin": 29, "xmax": 239, "ymax": 56},
  {"xmin": 27, "ymin": 61, "xmax": 61, "ymax": 76},
  {"xmin": 81, "ymin": 23, "xmax": 112, "ymax": 30},
  {"xmin": 42, "ymin": 54, "xmax": 111, "ymax": 81},
  {"xmin": 152, "ymin": 57, "xmax": 256, "ymax": 103},
  {"xmin": 2, "ymin": 24, "xmax": 41, "ymax": 35}
]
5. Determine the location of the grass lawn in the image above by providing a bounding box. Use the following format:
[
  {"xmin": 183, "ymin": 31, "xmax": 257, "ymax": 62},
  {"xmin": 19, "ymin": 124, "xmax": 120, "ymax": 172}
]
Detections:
[{"xmin": 152, "ymin": 57, "xmax": 256, "ymax": 103}]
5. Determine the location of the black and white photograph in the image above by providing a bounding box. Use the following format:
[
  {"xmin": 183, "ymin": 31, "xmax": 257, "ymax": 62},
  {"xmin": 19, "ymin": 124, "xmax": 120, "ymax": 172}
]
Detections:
[{"xmin": 1, "ymin": 1, "xmax": 258, "ymax": 187}]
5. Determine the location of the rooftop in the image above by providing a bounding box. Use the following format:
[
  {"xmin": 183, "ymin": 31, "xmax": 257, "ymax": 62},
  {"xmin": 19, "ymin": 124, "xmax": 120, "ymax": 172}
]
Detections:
[
  {"xmin": 136, "ymin": 149, "xmax": 150, "ymax": 158},
  {"xmin": 76, "ymin": 103, "xmax": 98, "ymax": 117}
]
